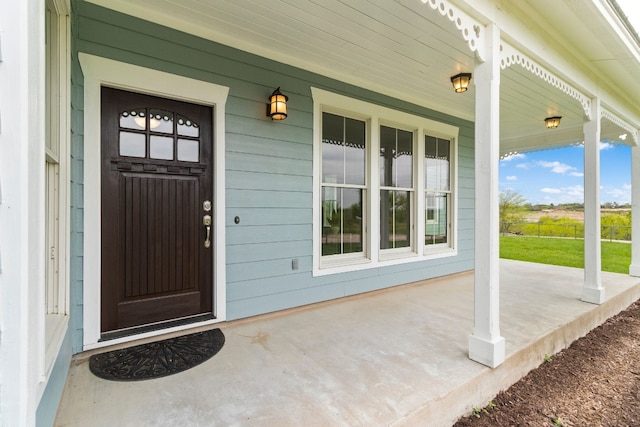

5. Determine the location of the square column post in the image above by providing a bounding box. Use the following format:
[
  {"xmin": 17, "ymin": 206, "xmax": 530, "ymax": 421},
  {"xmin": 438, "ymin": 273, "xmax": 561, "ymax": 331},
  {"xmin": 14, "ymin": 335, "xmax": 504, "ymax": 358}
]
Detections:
[
  {"xmin": 630, "ymin": 144, "xmax": 640, "ymax": 276},
  {"xmin": 469, "ymin": 23, "xmax": 505, "ymax": 368},
  {"xmin": 582, "ymin": 98, "xmax": 605, "ymax": 304}
]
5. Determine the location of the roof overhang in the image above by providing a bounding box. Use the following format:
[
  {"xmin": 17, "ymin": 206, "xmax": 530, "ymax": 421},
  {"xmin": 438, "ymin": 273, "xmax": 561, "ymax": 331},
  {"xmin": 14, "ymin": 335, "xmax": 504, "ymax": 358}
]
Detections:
[{"xmin": 85, "ymin": 0, "xmax": 640, "ymax": 155}]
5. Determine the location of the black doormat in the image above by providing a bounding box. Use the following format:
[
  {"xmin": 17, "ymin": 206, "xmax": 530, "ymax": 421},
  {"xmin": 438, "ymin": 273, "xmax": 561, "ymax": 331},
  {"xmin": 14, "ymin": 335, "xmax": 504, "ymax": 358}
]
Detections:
[{"xmin": 89, "ymin": 328, "xmax": 225, "ymax": 381}]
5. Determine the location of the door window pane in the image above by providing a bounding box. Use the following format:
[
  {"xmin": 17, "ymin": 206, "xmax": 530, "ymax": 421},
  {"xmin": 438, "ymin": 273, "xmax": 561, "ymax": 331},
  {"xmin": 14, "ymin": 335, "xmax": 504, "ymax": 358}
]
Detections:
[
  {"xmin": 177, "ymin": 139, "xmax": 199, "ymax": 162},
  {"xmin": 322, "ymin": 187, "xmax": 363, "ymax": 256},
  {"xmin": 150, "ymin": 135, "xmax": 174, "ymax": 160},
  {"xmin": 149, "ymin": 109, "xmax": 174, "ymax": 134},
  {"xmin": 120, "ymin": 109, "xmax": 147, "ymax": 130},
  {"xmin": 177, "ymin": 115, "xmax": 199, "ymax": 137},
  {"xmin": 119, "ymin": 131, "xmax": 146, "ymax": 157}
]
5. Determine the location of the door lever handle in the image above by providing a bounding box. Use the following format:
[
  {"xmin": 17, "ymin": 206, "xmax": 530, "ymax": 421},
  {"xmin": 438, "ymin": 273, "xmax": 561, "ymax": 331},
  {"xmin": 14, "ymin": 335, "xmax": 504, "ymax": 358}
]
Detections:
[{"xmin": 203, "ymin": 215, "xmax": 212, "ymax": 248}]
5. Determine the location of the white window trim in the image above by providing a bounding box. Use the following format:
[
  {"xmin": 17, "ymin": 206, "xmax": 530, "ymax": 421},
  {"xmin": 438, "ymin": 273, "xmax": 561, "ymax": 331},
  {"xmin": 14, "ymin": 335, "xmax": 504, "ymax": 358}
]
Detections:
[
  {"xmin": 79, "ymin": 53, "xmax": 229, "ymax": 350},
  {"xmin": 311, "ymin": 87, "xmax": 459, "ymax": 277},
  {"xmin": 41, "ymin": 0, "xmax": 71, "ymax": 395}
]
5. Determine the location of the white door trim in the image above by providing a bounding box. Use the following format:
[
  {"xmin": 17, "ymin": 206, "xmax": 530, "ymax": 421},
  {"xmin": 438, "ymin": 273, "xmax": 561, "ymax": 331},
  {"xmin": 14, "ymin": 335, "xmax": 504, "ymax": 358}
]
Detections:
[{"xmin": 79, "ymin": 53, "xmax": 228, "ymax": 350}]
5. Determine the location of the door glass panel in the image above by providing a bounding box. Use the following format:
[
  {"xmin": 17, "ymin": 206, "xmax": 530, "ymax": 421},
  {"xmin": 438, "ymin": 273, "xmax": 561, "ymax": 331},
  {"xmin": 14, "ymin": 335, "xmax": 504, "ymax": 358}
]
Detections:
[
  {"xmin": 120, "ymin": 109, "xmax": 147, "ymax": 130},
  {"xmin": 119, "ymin": 131, "xmax": 146, "ymax": 157},
  {"xmin": 149, "ymin": 109, "xmax": 174, "ymax": 134},
  {"xmin": 177, "ymin": 139, "xmax": 199, "ymax": 162},
  {"xmin": 177, "ymin": 115, "xmax": 200, "ymax": 137},
  {"xmin": 150, "ymin": 135, "xmax": 174, "ymax": 160}
]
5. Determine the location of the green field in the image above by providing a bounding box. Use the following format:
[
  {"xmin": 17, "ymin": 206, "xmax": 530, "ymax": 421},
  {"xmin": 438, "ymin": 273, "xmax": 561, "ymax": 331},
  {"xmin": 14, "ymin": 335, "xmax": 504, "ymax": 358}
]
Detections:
[{"xmin": 499, "ymin": 236, "xmax": 631, "ymax": 274}]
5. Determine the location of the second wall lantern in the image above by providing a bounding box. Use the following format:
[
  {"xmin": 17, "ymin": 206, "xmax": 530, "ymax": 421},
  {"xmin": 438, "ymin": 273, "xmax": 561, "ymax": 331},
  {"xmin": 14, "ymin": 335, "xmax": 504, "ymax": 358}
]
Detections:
[
  {"xmin": 450, "ymin": 73, "xmax": 472, "ymax": 93},
  {"xmin": 267, "ymin": 87, "xmax": 288, "ymax": 120},
  {"xmin": 545, "ymin": 116, "xmax": 562, "ymax": 129}
]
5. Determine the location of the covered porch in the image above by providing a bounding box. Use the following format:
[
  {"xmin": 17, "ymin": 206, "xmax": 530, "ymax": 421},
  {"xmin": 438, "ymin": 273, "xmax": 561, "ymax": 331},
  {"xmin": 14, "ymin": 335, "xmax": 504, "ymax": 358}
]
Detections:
[{"xmin": 55, "ymin": 260, "xmax": 640, "ymax": 426}]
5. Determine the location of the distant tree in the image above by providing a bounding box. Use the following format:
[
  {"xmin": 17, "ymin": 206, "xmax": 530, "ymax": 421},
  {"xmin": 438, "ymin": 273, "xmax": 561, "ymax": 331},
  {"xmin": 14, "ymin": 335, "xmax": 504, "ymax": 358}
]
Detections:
[{"xmin": 499, "ymin": 189, "xmax": 527, "ymax": 233}]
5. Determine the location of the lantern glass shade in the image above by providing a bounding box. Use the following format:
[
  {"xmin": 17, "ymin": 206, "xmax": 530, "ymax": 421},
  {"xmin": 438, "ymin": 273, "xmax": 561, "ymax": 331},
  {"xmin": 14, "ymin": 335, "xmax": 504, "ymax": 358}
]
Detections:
[
  {"xmin": 450, "ymin": 73, "xmax": 472, "ymax": 93},
  {"xmin": 267, "ymin": 87, "xmax": 288, "ymax": 120},
  {"xmin": 545, "ymin": 116, "xmax": 562, "ymax": 129}
]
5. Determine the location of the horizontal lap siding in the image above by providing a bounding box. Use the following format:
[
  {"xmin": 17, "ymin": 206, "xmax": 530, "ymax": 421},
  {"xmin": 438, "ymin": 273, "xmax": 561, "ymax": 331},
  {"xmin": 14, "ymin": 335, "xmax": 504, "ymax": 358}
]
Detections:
[{"xmin": 74, "ymin": 1, "xmax": 475, "ymax": 322}]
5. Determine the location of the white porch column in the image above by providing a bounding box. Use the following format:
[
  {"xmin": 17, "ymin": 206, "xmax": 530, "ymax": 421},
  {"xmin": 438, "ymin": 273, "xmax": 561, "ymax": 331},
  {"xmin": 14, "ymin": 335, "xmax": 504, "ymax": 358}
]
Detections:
[
  {"xmin": 469, "ymin": 23, "xmax": 505, "ymax": 368},
  {"xmin": 630, "ymin": 145, "xmax": 640, "ymax": 276},
  {"xmin": 582, "ymin": 98, "xmax": 605, "ymax": 304}
]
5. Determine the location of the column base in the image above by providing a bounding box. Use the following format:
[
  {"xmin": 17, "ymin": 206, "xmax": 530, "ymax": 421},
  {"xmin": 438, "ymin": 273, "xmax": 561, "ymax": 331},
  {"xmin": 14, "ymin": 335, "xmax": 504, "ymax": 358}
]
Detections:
[
  {"xmin": 581, "ymin": 287, "xmax": 605, "ymax": 305},
  {"xmin": 469, "ymin": 334, "xmax": 505, "ymax": 368},
  {"xmin": 629, "ymin": 264, "xmax": 640, "ymax": 277}
]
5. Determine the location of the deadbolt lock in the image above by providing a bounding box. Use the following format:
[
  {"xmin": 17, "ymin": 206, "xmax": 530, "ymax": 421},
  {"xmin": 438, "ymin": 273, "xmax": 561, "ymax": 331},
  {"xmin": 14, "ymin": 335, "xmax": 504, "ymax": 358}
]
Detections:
[{"xmin": 203, "ymin": 200, "xmax": 212, "ymax": 211}]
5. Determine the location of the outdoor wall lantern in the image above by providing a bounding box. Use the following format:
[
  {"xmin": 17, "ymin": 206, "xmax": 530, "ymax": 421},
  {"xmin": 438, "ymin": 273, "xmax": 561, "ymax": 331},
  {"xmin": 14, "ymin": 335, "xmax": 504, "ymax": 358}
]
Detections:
[
  {"xmin": 545, "ymin": 116, "xmax": 562, "ymax": 129},
  {"xmin": 450, "ymin": 73, "xmax": 472, "ymax": 93},
  {"xmin": 267, "ymin": 87, "xmax": 288, "ymax": 120}
]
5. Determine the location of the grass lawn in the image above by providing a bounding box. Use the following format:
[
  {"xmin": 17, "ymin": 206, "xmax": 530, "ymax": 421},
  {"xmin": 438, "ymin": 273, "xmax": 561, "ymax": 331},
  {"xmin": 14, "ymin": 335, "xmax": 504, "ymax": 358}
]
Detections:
[{"xmin": 499, "ymin": 235, "xmax": 631, "ymax": 274}]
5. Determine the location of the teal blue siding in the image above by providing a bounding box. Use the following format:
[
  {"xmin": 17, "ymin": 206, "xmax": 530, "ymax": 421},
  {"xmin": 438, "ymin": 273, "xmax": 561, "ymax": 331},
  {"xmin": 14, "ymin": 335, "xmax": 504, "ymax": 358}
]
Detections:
[
  {"xmin": 70, "ymin": 1, "xmax": 476, "ymax": 338},
  {"xmin": 36, "ymin": 329, "xmax": 71, "ymax": 427}
]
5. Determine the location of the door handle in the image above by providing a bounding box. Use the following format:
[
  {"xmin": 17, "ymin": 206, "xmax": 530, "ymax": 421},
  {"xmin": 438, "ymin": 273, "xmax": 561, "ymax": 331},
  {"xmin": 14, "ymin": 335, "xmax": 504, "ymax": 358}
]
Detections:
[{"xmin": 203, "ymin": 215, "xmax": 212, "ymax": 248}]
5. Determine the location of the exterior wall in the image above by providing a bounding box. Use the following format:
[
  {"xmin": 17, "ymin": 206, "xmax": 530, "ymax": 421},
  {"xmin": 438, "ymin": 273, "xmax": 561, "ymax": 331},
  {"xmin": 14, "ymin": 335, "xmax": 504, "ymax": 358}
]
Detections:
[
  {"xmin": 36, "ymin": 330, "xmax": 71, "ymax": 427},
  {"xmin": 71, "ymin": 0, "xmax": 475, "ymax": 350}
]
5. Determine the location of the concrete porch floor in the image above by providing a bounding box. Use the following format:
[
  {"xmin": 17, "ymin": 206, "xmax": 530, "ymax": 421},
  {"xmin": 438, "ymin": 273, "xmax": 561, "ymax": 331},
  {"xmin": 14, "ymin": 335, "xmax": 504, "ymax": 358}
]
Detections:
[{"xmin": 54, "ymin": 260, "xmax": 640, "ymax": 427}]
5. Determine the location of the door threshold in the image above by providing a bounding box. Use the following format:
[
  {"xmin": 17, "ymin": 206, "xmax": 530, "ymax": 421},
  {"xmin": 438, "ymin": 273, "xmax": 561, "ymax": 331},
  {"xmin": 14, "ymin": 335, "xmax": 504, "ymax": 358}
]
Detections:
[{"xmin": 99, "ymin": 313, "xmax": 215, "ymax": 342}]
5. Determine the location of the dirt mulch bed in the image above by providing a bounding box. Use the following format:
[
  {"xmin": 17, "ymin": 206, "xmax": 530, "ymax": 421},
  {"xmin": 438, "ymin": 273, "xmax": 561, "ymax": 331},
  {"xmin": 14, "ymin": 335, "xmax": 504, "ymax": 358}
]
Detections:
[{"xmin": 454, "ymin": 299, "xmax": 640, "ymax": 427}]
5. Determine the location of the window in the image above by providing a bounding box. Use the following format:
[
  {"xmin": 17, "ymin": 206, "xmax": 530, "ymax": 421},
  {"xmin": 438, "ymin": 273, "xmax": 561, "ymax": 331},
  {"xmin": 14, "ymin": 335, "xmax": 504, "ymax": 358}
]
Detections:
[
  {"xmin": 44, "ymin": 0, "xmax": 70, "ymax": 373},
  {"xmin": 321, "ymin": 112, "xmax": 366, "ymax": 257},
  {"xmin": 380, "ymin": 125, "xmax": 413, "ymax": 251},
  {"xmin": 425, "ymin": 136, "xmax": 451, "ymax": 246},
  {"xmin": 312, "ymin": 88, "xmax": 458, "ymax": 275}
]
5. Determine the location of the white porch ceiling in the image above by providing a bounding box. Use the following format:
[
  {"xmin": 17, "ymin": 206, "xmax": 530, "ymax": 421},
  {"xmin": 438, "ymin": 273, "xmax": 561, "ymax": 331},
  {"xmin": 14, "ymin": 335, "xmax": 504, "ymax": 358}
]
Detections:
[{"xmin": 88, "ymin": 0, "xmax": 640, "ymax": 155}]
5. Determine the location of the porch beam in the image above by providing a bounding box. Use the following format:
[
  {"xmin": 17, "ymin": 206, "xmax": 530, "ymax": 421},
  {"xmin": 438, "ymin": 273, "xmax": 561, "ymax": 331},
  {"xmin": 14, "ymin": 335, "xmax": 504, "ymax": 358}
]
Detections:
[
  {"xmin": 469, "ymin": 23, "xmax": 505, "ymax": 368},
  {"xmin": 582, "ymin": 98, "xmax": 605, "ymax": 304},
  {"xmin": 630, "ymin": 145, "xmax": 640, "ymax": 276}
]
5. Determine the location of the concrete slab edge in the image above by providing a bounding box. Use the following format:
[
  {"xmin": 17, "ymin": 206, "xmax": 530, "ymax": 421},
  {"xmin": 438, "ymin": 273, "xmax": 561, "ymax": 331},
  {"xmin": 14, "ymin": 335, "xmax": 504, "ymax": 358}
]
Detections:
[{"xmin": 394, "ymin": 280, "xmax": 640, "ymax": 427}]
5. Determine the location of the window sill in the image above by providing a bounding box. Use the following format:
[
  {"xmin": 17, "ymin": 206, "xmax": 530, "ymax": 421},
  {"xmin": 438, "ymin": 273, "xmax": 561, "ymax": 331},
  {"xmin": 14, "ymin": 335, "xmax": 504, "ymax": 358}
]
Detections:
[
  {"xmin": 314, "ymin": 247, "xmax": 457, "ymax": 276},
  {"xmin": 44, "ymin": 314, "xmax": 69, "ymax": 378}
]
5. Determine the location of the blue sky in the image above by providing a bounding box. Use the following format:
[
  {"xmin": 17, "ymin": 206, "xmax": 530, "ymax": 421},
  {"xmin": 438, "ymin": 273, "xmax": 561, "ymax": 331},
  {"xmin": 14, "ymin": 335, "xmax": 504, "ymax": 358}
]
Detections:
[
  {"xmin": 498, "ymin": 0, "xmax": 638, "ymax": 206},
  {"xmin": 499, "ymin": 143, "xmax": 631, "ymax": 205}
]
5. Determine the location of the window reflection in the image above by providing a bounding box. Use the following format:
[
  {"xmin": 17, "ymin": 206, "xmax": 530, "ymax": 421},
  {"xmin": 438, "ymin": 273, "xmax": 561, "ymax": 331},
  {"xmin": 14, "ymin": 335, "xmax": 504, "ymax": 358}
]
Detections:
[
  {"xmin": 322, "ymin": 187, "xmax": 363, "ymax": 256},
  {"xmin": 322, "ymin": 112, "xmax": 365, "ymax": 185},
  {"xmin": 380, "ymin": 190, "xmax": 410, "ymax": 249}
]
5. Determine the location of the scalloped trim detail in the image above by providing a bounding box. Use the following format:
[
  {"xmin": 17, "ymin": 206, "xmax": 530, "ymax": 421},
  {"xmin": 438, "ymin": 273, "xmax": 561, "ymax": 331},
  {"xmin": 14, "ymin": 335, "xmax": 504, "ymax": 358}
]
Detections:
[
  {"xmin": 602, "ymin": 109, "xmax": 638, "ymax": 144},
  {"xmin": 500, "ymin": 42, "xmax": 591, "ymax": 119},
  {"xmin": 500, "ymin": 142, "xmax": 584, "ymax": 160},
  {"xmin": 421, "ymin": 0, "xmax": 485, "ymax": 61}
]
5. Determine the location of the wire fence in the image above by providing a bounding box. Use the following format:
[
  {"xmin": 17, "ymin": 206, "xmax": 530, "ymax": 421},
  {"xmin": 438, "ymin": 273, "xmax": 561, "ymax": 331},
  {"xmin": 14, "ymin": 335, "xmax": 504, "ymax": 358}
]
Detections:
[{"xmin": 500, "ymin": 222, "xmax": 631, "ymax": 242}]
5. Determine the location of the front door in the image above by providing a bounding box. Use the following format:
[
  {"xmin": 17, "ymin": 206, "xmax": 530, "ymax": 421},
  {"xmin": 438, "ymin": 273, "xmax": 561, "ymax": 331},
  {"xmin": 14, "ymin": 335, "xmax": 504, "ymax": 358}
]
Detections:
[{"xmin": 101, "ymin": 87, "xmax": 214, "ymax": 335}]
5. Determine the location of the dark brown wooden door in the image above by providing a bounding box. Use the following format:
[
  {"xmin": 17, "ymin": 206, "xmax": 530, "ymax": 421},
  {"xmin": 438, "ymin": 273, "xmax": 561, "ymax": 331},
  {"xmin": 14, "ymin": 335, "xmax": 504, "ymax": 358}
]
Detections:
[{"xmin": 101, "ymin": 87, "xmax": 214, "ymax": 334}]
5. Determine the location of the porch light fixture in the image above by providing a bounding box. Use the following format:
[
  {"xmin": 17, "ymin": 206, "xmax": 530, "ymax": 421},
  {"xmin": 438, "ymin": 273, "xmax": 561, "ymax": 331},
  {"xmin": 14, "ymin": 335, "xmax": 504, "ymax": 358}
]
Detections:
[
  {"xmin": 545, "ymin": 116, "xmax": 562, "ymax": 129},
  {"xmin": 267, "ymin": 87, "xmax": 288, "ymax": 120},
  {"xmin": 450, "ymin": 73, "xmax": 472, "ymax": 93}
]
